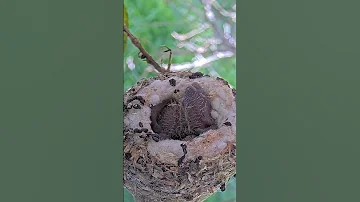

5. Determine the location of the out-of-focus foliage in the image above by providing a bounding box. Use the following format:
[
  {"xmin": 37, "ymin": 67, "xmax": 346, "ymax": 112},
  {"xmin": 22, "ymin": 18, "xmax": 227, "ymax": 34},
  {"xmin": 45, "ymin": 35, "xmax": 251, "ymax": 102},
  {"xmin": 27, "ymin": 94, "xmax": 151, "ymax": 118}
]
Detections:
[
  {"xmin": 124, "ymin": 0, "xmax": 236, "ymax": 201},
  {"xmin": 124, "ymin": 0, "xmax": 236, "ymax": 91}
]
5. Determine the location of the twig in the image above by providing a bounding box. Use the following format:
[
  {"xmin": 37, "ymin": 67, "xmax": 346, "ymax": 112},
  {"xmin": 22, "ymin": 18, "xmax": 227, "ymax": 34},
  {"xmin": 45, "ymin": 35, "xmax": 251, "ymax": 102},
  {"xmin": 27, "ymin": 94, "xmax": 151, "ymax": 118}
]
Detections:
[
  {"xmin": 201, "ymin": 1, "xmax": 236, "ymax": 53},
  {"xmin": 212, "ymin": 1, "xmax": 236, "ymax": 21},
  {"xmin": 171, "ymin": 24, "xmax": 210, "ymax": 41},
  {"xmin": 167, "ymin": 50, "xmax": 172, "ymax": 72},
  {"xmin": 160, "ymin": 46, "xmax": 172, "ymax": 72},
  {"xmin": 123, "ymin": 24, "xmax": 164, "ymax": 73},
  {"xmin": 148, "ymin": 51, "xmax": 234, "ymax": 71},
  {"xmin": 163, "ymin": 46, "xmax": 172, "ymax": 71}
]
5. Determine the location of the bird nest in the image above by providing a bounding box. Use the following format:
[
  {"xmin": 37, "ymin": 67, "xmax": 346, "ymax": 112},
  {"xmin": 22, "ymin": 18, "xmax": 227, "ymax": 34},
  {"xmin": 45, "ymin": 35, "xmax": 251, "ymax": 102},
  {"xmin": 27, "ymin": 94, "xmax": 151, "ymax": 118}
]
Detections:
[{"xmin": 123, "ymin": 71, "xmax": 236, "ymax": 202}]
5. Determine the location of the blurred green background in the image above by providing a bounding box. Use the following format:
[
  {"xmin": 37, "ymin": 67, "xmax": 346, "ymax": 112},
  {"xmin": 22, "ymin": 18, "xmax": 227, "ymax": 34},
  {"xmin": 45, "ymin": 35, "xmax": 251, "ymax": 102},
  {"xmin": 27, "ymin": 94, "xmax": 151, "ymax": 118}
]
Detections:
[{"xmin": 124, "ymin": 0, "xmax": 236, "ymax": 201}]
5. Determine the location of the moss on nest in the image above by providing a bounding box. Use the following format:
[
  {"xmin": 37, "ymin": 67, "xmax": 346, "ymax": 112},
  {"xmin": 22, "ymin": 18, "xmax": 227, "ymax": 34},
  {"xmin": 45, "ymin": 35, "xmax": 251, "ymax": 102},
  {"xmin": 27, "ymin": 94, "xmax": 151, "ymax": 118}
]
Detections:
[{"xmin": 124, "ymin": 71, "xmax": 236, "ymax": 202}]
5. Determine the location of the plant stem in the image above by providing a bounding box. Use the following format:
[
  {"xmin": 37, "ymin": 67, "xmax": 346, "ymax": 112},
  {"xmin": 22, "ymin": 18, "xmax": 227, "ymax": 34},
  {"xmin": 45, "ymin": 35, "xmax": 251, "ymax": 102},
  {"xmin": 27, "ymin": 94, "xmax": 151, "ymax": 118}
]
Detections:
[{"xmin": 123, "ymin": 24, "xmax": 165, "ymax": 73}]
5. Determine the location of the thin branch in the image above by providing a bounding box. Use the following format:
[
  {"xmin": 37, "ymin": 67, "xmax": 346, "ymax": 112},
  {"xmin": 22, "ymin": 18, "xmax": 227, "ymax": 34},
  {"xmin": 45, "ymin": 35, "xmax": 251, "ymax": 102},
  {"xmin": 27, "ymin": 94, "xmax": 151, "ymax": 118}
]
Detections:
[
  {"xmin": 171, "ymin": 24, "xmax": 210, "ymax": 41},
  {"xmin": 166, "ymin": 49, "xmax": 172, "ymax": 71},
  {"xmin": 212, "ymin": 1, "xmax": 236, "ymax": 21},
  {"xmin": 148, "ymin": 51, "xmax": 234, "ymax": 71},
  {"xmin": 123, "ymin": 24, "xmax": 164, "ymax": 73},
  {"xmin": 201, "ymin": 1, "xmax": 236, "ymax": 53},
  {"xmin": 159, "ymin": 46, "xmax": 172, "ymax": 72}
]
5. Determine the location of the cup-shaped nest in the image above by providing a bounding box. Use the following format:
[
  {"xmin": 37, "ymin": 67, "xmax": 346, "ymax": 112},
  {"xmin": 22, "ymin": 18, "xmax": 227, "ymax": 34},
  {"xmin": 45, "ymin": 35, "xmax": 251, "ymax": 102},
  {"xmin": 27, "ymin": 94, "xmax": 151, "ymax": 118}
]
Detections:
[{"xmin": 124, "ymin": 71, "xmax": 236, "ymax": 202}]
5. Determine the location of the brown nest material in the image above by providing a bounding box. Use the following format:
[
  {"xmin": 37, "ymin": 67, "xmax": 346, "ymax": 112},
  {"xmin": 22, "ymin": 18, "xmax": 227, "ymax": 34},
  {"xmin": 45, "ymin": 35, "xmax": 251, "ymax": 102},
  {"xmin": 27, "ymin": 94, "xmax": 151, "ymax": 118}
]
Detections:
[{"xmin": 124, "ymin": 71, "xmax": 236, "ymax": 202}]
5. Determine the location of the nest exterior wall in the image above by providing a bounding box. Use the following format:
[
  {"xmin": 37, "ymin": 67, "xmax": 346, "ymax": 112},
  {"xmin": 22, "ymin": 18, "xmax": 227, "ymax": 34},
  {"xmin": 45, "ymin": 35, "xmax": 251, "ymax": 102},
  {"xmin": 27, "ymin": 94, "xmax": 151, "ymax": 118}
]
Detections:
[{"xmin": 123, "ymin": 71, "xmax": 236, "ymax": 202}]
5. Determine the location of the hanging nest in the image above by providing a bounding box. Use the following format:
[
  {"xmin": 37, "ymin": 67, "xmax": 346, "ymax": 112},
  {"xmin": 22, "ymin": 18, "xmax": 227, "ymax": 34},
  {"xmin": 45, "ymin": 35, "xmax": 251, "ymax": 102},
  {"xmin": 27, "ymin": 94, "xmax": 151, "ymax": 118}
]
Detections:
[{"xmin": 123, "ymin": 71, "xmax": 236, "ymax": 202}]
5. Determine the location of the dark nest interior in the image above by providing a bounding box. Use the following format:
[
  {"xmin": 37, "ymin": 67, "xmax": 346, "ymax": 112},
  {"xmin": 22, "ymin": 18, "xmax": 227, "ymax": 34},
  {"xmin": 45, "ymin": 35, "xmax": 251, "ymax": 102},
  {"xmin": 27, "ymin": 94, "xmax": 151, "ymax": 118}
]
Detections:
[{"xmin": 123, "ymin": 71, "xmax": 236, "ymax": 202}]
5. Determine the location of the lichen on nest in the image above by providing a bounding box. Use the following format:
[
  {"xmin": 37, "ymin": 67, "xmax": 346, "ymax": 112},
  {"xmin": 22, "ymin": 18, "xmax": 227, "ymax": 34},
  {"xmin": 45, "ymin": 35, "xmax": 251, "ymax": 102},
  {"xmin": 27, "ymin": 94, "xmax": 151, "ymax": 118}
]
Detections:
[{"xmin": 124, "ymin": 71, "xmax": 236, "ymax": 202}]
